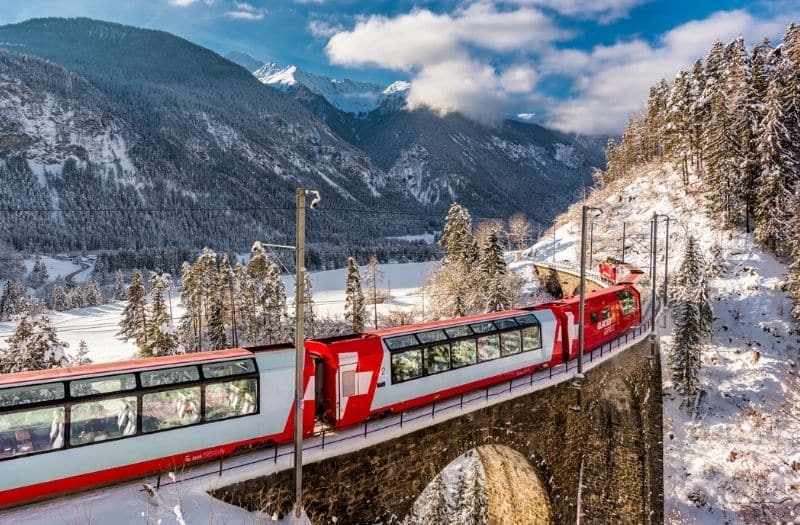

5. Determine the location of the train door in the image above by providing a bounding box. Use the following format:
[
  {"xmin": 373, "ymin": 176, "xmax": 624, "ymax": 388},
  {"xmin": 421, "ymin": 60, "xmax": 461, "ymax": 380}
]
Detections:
[
  {"xmin": 313, "ymin": 357, "xmax": 325, "ymax": 421},
  {"xmin": 337, "ymin": 358, "xmax": 359, "ymax": 424}
]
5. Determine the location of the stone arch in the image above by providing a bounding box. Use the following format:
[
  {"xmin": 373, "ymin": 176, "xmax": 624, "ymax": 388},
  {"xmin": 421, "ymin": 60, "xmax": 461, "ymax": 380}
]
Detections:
[{"xmin": 404, "ymin": 444, "xmax": 552, "ymax": 525}]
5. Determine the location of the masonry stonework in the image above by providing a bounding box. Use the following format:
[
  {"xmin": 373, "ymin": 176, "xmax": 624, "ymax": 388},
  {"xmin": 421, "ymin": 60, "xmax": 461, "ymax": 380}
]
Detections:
[{"xmin": 213, "ymin": 338, "xmax": 664, "ymax": 524}]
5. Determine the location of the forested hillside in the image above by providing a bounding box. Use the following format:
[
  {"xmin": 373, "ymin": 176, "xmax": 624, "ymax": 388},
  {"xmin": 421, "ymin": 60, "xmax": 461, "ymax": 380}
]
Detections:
[
  {"xmin": 0, "ymin": 17, "xmax": 604, "ymax": 258},
  {"xmin": 603, "ymin": 23, "xmax": 800, "ymax": 317}
]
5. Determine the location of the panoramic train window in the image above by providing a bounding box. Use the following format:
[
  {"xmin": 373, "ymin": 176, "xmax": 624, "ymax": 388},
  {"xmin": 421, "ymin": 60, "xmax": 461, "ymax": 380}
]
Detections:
[
  {"xmin": 477, "ymin": 334, "xmax": 500, "ymax": 361},
  {"xmin": 0, "ymin": 383, "xmax": 64, "ymax": 409},
  {"xmin": 444, "ymin": 325, "xmax": 473, "ymax": 339},
  {"xmin": 391, "ymin": 349, "xmax": 423, "ymax": 383},
  {"xmin": 522, "ymin": 326, "xmax": 542, "ymax": 351},
  {"xmin": 514, "ymin": 314, "xmax": 539, "ymax": 327},
  {"xmin": 0, "ymin": 406, "xmax": 65, "ymax": 458},
  {"xmin": 470, "ymin": 321, "xmax": 496, "ymax": 334},
  {"xmin": 70, "ymin": 374, "xmax": 136, "ymax": 397},
  {"xmin": 494, "ymin": 318, "xmax": 518, "ymax": 330},
  {"xmin": 69, "ymin": 396, "xmax": 137, "ymax": 446},
  {"xmin": 451, "ymin": 339, "xmax": 477, "ymax": 368},
  {"xmin": 385, "ymin": 334, "xmax": 419, "ymax": 350},
  {"xmin": 500, "ymin": 331, "xmax": 522, "ymax": 356},
  {"xmin": 141, "ymin": 366, "xmax": 200, "ymax": 388},
  {"xmin": 205, "ymin": 378, "xmax": 258, "ymax": 421},
  {"xmin": 142, "ymin": 386, "xmax": 201, "ymax": 432},
  {"xmin": 417, "ymin": 330, "xmax": 448, "ymax": 345},
  {"xmin": 202, "ymin": 359, "xmax": 256, "ymax": 379},
  {"xmin": 424, "ymin": 344, "xmax": 451, "ymax": 375},
  {"xmin": 618, "ymin": 291, "xmax": 636, "ymax": 316}
]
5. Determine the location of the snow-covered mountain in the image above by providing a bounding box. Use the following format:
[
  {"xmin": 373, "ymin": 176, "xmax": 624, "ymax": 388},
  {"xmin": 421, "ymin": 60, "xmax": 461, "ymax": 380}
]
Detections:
[{"xmin": 253, "ymin": 62, "xmax": 409, "ymax": 115}]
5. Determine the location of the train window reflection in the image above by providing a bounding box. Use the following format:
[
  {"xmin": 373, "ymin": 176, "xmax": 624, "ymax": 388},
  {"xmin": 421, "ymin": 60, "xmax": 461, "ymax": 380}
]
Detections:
[
  {"xmin": 70, "ymin": 396, "xmax": 137, "ymax": 446},
  {"xmin": 500, "ymin": 331, "xmax": 522, "ymax": 356},
  {"xmin": 70, "ymin": 374, "xmax": 136, "ymax": 397},
  {"xmin": 204, "ymin": 379, "xmax": 258, "ymax": 422},
  {"xmin": 0, "ymin": 407, "xmax": 65, "ymax": 458},
  {"xmin": 522, "ymin": 326, "xmax": 542, "ymax": 351},
  {"xmin": 142, "ymin": 387, "xmax": 201, "ymax": 432},
  {"xmin": 202, "ymin": 359, "xmax": 256, "ymax": 379},
  {"xmin": 0, "ymin": 384, "xmax": 64, "ymax": 409},
  {"xmin": 477, "ymin": 334, "xmax": 500, "ymax": 361},
  {"xmin": 391, "ymin": 349, "xmax": 423, "ymax": 383},
  {"xmin": 451, "ymin": 339, "xmax": 477, "ymax": 368},
  {"xmin": 424, "ymin": 345, "xmax": 451, "ymax": 375},
  {"xmin": 141, "ymin": 366, "xmax": 199, "ymax": 388}
]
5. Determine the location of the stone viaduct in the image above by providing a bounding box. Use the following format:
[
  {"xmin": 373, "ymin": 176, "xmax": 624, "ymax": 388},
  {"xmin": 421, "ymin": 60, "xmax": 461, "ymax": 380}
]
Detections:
[{"xmin": 213, "ymin": 265, "xmax": 664, "ymax": 524}]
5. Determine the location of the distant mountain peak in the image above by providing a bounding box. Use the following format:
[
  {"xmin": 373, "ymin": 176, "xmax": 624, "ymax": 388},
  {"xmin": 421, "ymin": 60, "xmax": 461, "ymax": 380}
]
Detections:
[
  {"xmin": 253, "ymin": 62, "xmax": 408, "ymax": 115},
  {"xmin": 224, "ymin": 50, "xmax": 264, "ymax": 73}
]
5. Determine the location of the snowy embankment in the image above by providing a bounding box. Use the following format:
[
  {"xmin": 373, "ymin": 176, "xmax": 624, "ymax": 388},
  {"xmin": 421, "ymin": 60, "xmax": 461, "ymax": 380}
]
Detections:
[{"xmin": 533, "ymin": 162, "xmax": 800, "ymax": 524}]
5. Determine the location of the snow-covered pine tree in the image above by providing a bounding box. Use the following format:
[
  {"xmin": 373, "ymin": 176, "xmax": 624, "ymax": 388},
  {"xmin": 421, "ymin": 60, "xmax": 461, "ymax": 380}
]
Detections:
[
  {"xmin": 687, "ymin": 59, "xmax": 708, "ymax": 171},
  {"xmin": 178, "ymin": 261, "xmax": 201, "ymax": 352},
  {"xmin": 207, "ymin": 299, "xmax": 228, "ymax": 350},
  {"xmin": 264, "ymin": 261, "xmax": 287, "ymax": 343},
  {"xmin": 114, "ymin": 270, "xmax": 127, "ymax": 300},
  {"xmin": 83, "ymin": 279, "xmax": 103, "ymax": 306},
  {"xmin": 0, "ymin": 280, "xmax": 26, "ymax": 321},
  {"xmin": 66, "ymin": 286, "xmax": 84, "ymax": 309},
  {"xmin": 363, "ymin": 255, "xmax": 384, "ymax": 329},
  {"xmin": 71, "ymin": 339, "xmax": 92, "ymax": 366},
  {"xmin": 216, "ymin": 253, "xmax": 234, "ymax": 341},
  {"xmin": 644, "ymin": 79, "xmax": 669, "ymax": 160},
  {"xmin": 664, "ymin": 70, "xmax": 693, "ymax": 182},
  {"xmin": 50, "ymin": 284, "xmax": 68, "ymax": 311},
  {"xmin": 669, "ymin": 236, "xmax": 711, "ymax": 401},
  {"xmin": 28, "ymin": 257, "xmax": 49, "ymax": 288},
  {"xmin": 302, "ymin": 269, "xmax": 316, "ymax": 338},
  {"xmin": 481, "ymin": 232, "xmax": 512, "ymax": 312},
  {"xmin": 344, "ymin": 257, "xmax": 365, "ymax": 333},
  {"xmin": 233, "ymin": 262, "xmax": 258, "ymax": 345},
  {"xmin": 439, "ymin": 203, "xmax": 475, "ymax": 263},
  {"xmin": 755, "ymin": 73, "xmax": 797, "ymax": 254},
  {"xmin": 117, "ymin": 269, "xmax": 148, "ymax": 349},
  {"xmin": 142, "ymin": 273, "xmax": 177, "ymax": 357},
  {"xmin": 0, "ymin": 314, "xmax": 68, "ymax": 373}
]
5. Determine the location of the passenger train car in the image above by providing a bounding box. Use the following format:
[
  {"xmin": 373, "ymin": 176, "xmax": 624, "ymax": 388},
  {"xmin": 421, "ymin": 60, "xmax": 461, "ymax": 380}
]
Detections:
[{"xmin": 0, "ymin": 267, "xmax": 643, "ymax": 508}]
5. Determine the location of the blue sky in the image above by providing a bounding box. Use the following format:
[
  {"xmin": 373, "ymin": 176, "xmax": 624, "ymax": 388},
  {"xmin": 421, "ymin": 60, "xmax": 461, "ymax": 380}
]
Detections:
[{"xmin": 1, "ymin": 1, "xmax": 797, "ymax": 133}]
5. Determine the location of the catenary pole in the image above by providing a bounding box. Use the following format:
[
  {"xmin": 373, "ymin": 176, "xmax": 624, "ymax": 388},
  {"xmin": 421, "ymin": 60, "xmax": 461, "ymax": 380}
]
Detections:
[
  {"xmin": 294, "ymin": 188, "xmax": 306, "ymax": 518},
  {"xmin": 650, "ymin": 212, "xmax": 658, "ymax": 333}
]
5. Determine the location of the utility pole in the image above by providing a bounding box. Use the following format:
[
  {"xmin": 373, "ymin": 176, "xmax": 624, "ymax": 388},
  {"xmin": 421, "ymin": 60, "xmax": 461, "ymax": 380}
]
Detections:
[
  {"xmin": 293, "ymin": 187, "xmax": 320, "ymax": 519},
  {"xmin": 621, "ymin": 221, "xmax": 626, "ymax": 263},
  {"xmin": 650, "ymin": 213, "xmax": 658, "ymax": 333},
  {"xmin": 573, "ymin": 205, "xmax": 602, "ymax": 411}
]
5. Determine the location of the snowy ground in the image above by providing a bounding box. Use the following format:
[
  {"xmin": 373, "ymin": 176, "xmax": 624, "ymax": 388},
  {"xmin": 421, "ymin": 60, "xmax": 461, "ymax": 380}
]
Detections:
[{"xmin": 541, "ymin": 162, "xmax": 800, "ymax": 524}]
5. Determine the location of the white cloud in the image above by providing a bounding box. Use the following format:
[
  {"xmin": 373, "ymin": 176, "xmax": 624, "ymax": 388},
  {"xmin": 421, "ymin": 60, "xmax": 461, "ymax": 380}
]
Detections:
[
  {"xmin": 325, "ymin": 3, "xmax": 566, "ymax": 122},
  {"xmin": 225, "ymin": 1, "xmax": 265, "ymax": 20},
  {"xmin": 169, "ymin": 0, "xmax": 198, "ymax": 6},
  {"xmin": 545, "ymin": 9, "xmax": 796, "ymax": 134},
  {"xmin": 511, "ymin": 0, "xmax": 648, "ymax": 23},
  {"xmin": 307, "ymin": 19, "xmax": 343, "ymax": 39},
  {"xmin": 500, "ymin": 64, "xmax": 538, "ymax": 93}
]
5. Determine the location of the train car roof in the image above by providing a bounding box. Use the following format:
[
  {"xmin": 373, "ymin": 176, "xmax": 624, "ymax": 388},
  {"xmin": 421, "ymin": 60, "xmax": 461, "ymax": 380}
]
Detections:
[
  {"xmin": 370, "ymin": 308, "xmax": 534, "ymax": 338},
  {"xmin": 0, "ymin": 347, "xmax": 254, "ymax": 387}
]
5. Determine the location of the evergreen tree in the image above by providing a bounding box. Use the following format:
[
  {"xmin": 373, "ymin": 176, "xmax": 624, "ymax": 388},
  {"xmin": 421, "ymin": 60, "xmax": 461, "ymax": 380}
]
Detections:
[
  {"xmin": 117, "ymin": 269, "xmax": 148, "ymax": 349},
  {"xmin": 481, "ymin": 232, "xmax": 512, "ymax": 312},
  {"xmin": 756, "ymin": 74, "xmax": 797, "ymax": 254},
  {"xmin": 0, "ymin": 280, "xmax": 26, "ymax": 321},
  {"xmin": 28, "ymin": 257, "xmax": 49, "ymax": 288},
  {"xmin": 143, "ymin": 273, "xmax": 177, "ymax": 357},
  {"xmin": 66, "ymin": 287, "xmax": 85, "ymax": 309},
  {"xmin": 83, "ymin": 279, "xmax": 104, "ymax": 306},
  {"xmin": 50, "ymin": 284, "xmax": 68, "ymax": 312},
  {"xmin": 216, "ymin": 253, "xmax": 234, "ymax": 342},
  {"xmin": 264, "ymin": 261, "xmax": 287, "ymax": 343},
  {"xmin": 669, "ymin": 236, "xmax": 713, "ymax": 401},
  {"xmin": 302, "ymin": 269, "xmax": 316, "ymax": 338},
  {"xmin": 344, "ymin": 257, "xmax": 365, "ymax": 333},
  {"xmin": 71, "ymin": 339, "xmax": 92, "ymax": 366},
  {"xmin": 178, "ymin": 260, "xmax": 202, "ymax": 352},
  {"xmin": 0, "ymin": 314, "xmax": 68, "ymax": 373},
  {"xmin": 363, "ymin": 255, "xmax": 384, "ymax": 329},
  {"xmin": 114, "ymin": 270, "xmax": 127, "ymax": 300},
  {"xmin": 207, "ymin": 299, "xmax": 228, "ymax": 350}
]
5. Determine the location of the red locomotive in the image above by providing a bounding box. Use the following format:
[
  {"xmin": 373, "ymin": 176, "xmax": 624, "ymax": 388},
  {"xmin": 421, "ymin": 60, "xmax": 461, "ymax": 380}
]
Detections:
[{"xmin": 0, "ymin": 267, "xmax": 643, "ymax": 508}]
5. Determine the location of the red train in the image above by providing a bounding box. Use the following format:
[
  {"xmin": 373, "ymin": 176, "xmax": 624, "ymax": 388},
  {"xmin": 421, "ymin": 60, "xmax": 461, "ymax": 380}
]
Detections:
[{"xmin": 0, "ymin": 269, "xmax": 643, "ymax": 508}]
